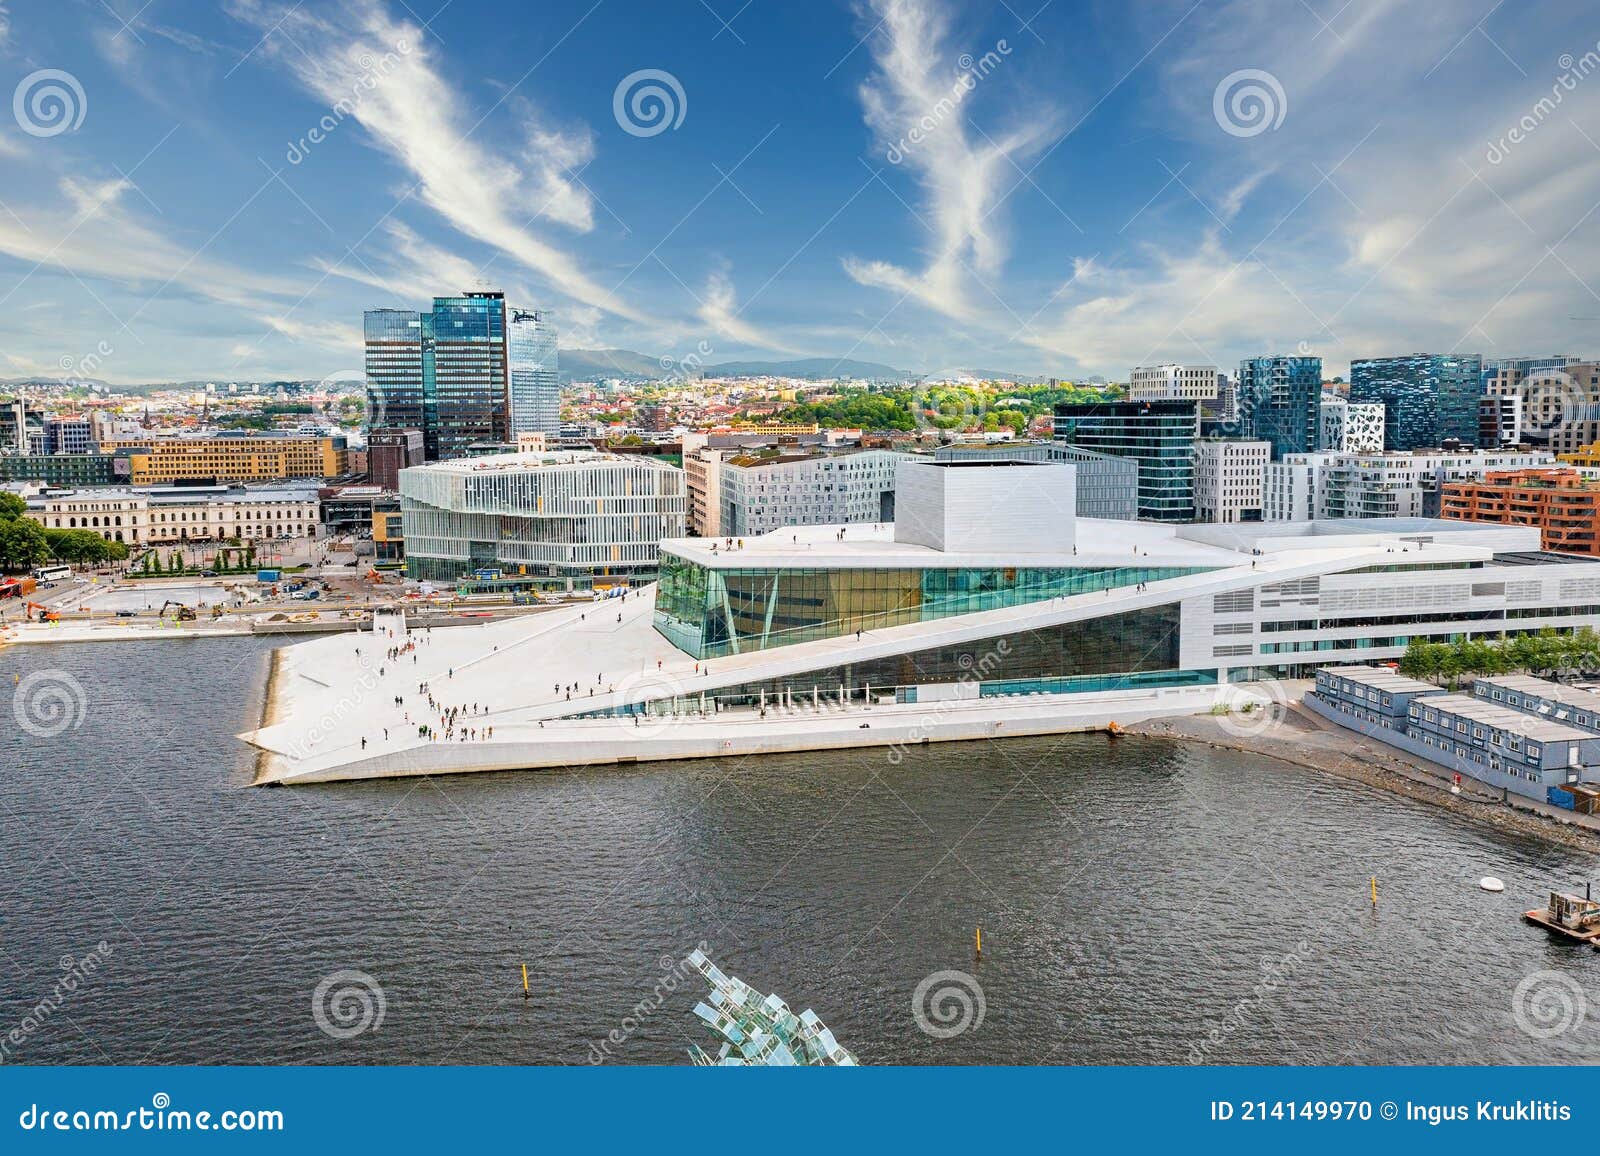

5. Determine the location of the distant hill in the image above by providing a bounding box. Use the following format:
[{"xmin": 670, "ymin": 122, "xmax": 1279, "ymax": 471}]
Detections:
[{"xmin": 558, "ymin": 349, "xmax": 669, "ymax": 381}]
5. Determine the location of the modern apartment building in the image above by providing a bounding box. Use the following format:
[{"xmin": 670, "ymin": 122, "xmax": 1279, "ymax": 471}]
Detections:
[
  {"xmin": 1053, "ymin": 399, "xmax": 1198, "ymax": 521},
  {"xmin": 1350, "ymin": 354, "xmax": 1483, "ymax": 450},
  {"xmin": 397, "ymin": 449, "xmax": 686, "ymax": 588},
  {"xmin": 1319, "ymin": 397, "xmax": 1385, "ymax": 453},
  {"xmin": 1483, "ymin": 359, "xmax": 1600, "ymax": 454},
  {"xmin": 364, "ymin": 290, "xmax": 560, "ymax": 462},
  {"xmin": 1478, "ymin": 394, "xmax": 1522, "ymax": 448},
  {"xmin": 1129, "ymin": 364, "xmax": 1219, "ymax": 403},
  {"xmin": 1264, "ymin": 448, "xmax": 1553, "ymax": 521},
  {"xmin": 1235, "ymin": 355, "xmax": 1322, "ymax": 459},
  {"xmin": 1192, "ymin": 439, "xmax": 1270, "ymax": 523},
  {"xmin": 97, "ymin": 435, "xmax": 348, "ymax": 484},
  {"xmin": 1440, "ymin": 467, "xmax": 1600, "ymax": 555},
  {"xmin": 717, "ymin": 448, "xmax": 909, "ymax": 537}
]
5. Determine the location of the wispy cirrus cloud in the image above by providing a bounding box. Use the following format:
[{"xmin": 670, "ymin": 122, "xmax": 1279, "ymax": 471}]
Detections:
[
  {"xmin": 843, "ymin": 0, "xmax": 1057, "ymax": 320},
  {"xmin": 227, "ymin": 0, "xmax": 652, "ymax": 324}
]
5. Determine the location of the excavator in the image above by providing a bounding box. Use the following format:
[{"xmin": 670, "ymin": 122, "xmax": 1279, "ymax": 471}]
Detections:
[
  {"xmin": 24, "ymin": 601, "xmax": 58, "ymax": 623},
  {"xmin": 158, "ymin": 600, "xmax": 198, "ymax": 622}
]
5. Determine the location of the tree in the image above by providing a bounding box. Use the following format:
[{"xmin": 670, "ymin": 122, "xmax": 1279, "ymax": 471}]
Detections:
[
  {"xmin": 0, "ymin": 518, "xmax": 50, "ymax": 571},
  {"xmin": 0, "ymin": 492, "xmax": 26, "ymax": 521}
]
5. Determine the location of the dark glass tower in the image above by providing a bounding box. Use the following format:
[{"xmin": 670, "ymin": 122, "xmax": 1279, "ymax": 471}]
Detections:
[
  {"xmin": 1235, "ymin": 356, "xmax": 1323, "ymax": 459},
  {"xmin": 364, "ymin": 291, "xmax": 525, "ymax": 461},
  {"xmin": 1052, "ymin": 399, "xmax": 1198, "ymax": 521},
  {"xmin": 1350, "ymin": 353, "xmax": 1483, "ymax": 450}
]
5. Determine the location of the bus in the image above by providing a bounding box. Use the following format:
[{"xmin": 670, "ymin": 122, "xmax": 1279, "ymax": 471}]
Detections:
[{"xmin": 32, "ymin": 565, "xmax": 71, "ymax": 582}]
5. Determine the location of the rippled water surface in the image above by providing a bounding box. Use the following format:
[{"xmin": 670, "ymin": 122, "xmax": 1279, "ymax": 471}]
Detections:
[{"xmin": 3, "ymin": 638, "xmax": 1597, "ymax": 1065}]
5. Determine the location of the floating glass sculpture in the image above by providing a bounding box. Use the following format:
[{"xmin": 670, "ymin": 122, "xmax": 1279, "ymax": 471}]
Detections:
[{"xmin": 685, "ymin": 949, "xmax": 858, "ymax": 1066}]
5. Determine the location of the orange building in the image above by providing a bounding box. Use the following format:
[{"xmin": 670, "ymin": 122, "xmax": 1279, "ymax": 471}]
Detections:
[{"xmin": 1440, "ymin": 468, "xmax": 1600, "ymax": 555}]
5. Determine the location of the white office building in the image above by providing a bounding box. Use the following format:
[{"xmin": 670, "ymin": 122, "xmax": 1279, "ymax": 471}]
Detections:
[
  {"xmin": 1130, "ymin": 364, "xmax": 1220, "ymax": 403},
  {"xmin": 27, "ymin": 484, "xmax": 321, "ymax": 546},
  {"xmin": 1193, "ymin": 439, "xmax": 1270, "ymax": 523},
  {"xmin": 716, "ymin": 448, "xmax": 911, "ymax": 537},
  {"xmin": 1319, "ymin": 397, "xmax": 1385, "ymax": 453}
]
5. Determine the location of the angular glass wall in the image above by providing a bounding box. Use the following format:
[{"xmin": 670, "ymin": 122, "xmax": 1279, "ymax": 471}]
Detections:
[{"xmin": 653, "ymin": 554, "xmax": 1215, "ymax": 658}]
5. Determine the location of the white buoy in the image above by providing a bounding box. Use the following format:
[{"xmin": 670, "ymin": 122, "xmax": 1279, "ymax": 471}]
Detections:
[{"xmin": 1480, "ymin": 876, "xmax": 1505, "ymax": 892}]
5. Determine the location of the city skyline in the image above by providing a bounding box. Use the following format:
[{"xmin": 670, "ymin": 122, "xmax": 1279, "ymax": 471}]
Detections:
[{"xmin": 4, "ymin": 1, "xmax": 1600, "ymax": 384}]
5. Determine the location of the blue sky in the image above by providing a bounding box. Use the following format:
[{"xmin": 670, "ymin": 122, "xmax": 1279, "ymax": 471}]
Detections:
[{"xmin": 3, "ymin": 0, "xmax": 1600, "ymax": 383}]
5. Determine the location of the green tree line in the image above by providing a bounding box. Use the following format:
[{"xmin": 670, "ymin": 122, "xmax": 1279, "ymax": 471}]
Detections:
[
  {"xmin": 1398, "ymin": 628, "xmax": 1600, "ymax": 685},
  {"xmin": 0, "ymin": 492, "xmax": 130, "ymax": 571}
]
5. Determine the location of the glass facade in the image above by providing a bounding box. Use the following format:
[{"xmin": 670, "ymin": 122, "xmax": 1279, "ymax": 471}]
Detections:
[
  {"xmin": 1052, "ymin": 400, "xmax": 1199, "ymax": 521},
  {"xmin": 366, "ymin": 292, "xmax": 549, "ymax": 462},
  {"xmin": 588, "ymin": 603, "xmax": 1201, "ymax": 717},
  {"xmin": 507, "ymin": 308, "xmax": 559, "ymax": 437},
  {"xmin": 653, "ymin": 553, "xmax": 1213, "ymax": 658},
  {"xmin": 1350, "ymin": 354, "xmax": 1483, "ymax": 450},
  {"xmin": 1235, "ymin": 356, "xmax": 1323, "ymax": 459}
]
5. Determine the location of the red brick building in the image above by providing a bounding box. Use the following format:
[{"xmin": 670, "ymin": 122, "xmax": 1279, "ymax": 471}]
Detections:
[{"xmin": 1440, "ymin": 468, "xmax": 1600, "ymax": 555}]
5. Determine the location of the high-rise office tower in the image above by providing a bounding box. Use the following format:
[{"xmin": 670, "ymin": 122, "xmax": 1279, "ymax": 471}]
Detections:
[
  {"xmin": 507, "ymin": 308, "xmax": 560, "ymax": 437},
  {"xmin": 364, "ymin": 291, "xmax": 558, "ymax": 461},
  {"xmin": 1235, "ymin": 355, "xmax": 1323, "ymax": 460},
  {"xmin": 1053, "ymin": 399, "xmax": 1199, "ymax": 521},
  {"xmin": 1349, "ymin": 354, "xmax": 1483, "ymax": 450}
]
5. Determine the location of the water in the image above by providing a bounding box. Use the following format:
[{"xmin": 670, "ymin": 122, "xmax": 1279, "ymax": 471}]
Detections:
[{"xmin": 2, "ymin": 638, "xmax": 1597, "ymax": 1065}]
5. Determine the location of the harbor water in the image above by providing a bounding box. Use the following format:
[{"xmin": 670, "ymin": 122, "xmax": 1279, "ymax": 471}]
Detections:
[{"xmin": 2, "ymin": 638, "xmax": 1596, "ymax": 1064}]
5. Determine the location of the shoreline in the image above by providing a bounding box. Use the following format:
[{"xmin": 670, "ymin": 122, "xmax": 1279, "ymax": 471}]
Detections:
[
  {"xmin": 1127, "ymin": 707, "xmax": 1600, "ymax": 855},
  {"xmin": 252, "ymin": 647, "xmax": 286, "ymax": 786}
]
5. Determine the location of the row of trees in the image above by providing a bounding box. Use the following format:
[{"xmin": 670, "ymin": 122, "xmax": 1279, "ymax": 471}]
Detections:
[
  {"xmin": 1397, "ymin": 629, "xmax": 1600, "ymax": 685},
  {"xmin": 0, "ymin": 493, "xmax": 130, "ymax": 571},
  {"xmin": 131, "ymin": 545, "xmax": 257, "ymax": 577}
]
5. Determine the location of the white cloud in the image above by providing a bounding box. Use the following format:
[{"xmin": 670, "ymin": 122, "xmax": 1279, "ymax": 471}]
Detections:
[
  {"xmin": 695, "ymin": 267, "xmax": 796, "ymax": 353},
  {"xmin": 844, "ymin": 0, "xmax": 1056, "ymax": 320},
  {"xmin": 228, "ymin": 0, "xmax": 651, "ymax": 324}
]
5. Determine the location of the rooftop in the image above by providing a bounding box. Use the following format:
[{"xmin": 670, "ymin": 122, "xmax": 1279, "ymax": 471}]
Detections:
[
  {"xmin": 1317, "ymin": 665, "xmax": 1443, "ymax": 696},
  {"xmin": 1475, "ymin": 675, "xmax": 1600, "ymax": 714},
  {"xmin": 1419, "ymin": 693, "xmax": 1597, "ymax": 742},
  {"xmin": 664, "ymin": 517, "xmax": 1244, "ymax": 570},
  {"xmin": 405, "ymin": 449, "xmax": 674, "ymax": 474}
]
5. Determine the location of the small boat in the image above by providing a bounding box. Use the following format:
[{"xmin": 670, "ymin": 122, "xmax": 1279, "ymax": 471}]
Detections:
[{"xmin": 1480, "ymin": 877, "xmax": 1505, "ymax": 892}]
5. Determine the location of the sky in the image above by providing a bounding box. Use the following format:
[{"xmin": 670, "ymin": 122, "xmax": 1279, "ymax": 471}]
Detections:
[{"xmin": 2, "ymin": 0, "xmax": 1600, "ymax": 384}]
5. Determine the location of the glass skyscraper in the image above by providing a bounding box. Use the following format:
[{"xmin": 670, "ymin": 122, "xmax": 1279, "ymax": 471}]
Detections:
[
  {"xmin": 364, "ymin": 291, "xmax": 558, "ymax": 461},
  {"xmin": 507, "ymin": 308, "xmax": 560, "ymax": 437},
  {"xmin": 1350, "ymin": 353, "xmax": 1482, "ymax": 451},
  {"xmin": 1235, "ymin": 356, "xmax": 1323, "ymax": 460}
]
